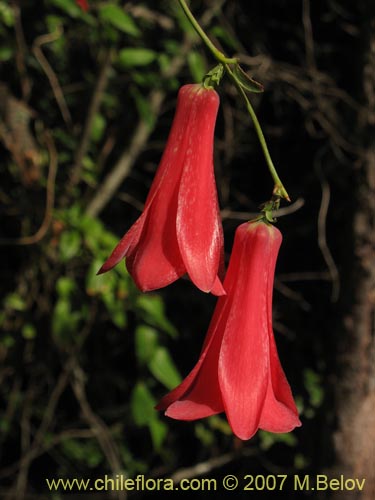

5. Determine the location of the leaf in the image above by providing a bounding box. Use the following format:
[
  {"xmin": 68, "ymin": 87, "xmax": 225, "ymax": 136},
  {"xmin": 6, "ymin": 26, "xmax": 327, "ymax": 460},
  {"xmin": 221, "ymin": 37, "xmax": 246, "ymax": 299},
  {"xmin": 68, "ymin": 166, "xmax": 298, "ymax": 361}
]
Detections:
[
  {"xmin": 52, "ymin": 299, "xmax": 81, "ymax": 341},
  {"xmin": 59, "ymin": 230, "xmax": 81, "ymax": 262},
  {"xmin": 118, "ymin": 48, "xmax": 157, "ymax": 68},
  {"xmin": 61, "ymin": 439, "xmax": 103, "ymax": 467},
  {"xmin": 99, "ymin": 5, "xmax": 140, "ymax": 37},
  {"xmin": 136, "ymin": 295, "xmax": 177, "ymax": 337},
  {"xmin": 131, "ymin": 383, "xmax": 156, "ymax": 427},
  {"xmin": 232, "ymin": 64, "xmax": 264, "ymax": 93},
  {"xmin": 130, "ymin": 86, "xmax": 156, "ymax": 129},
  {"xmin": 85, "ymin": 259, "xmax": 114, "ymax": 295},
  {"xmin": 0, "ymin": 47, "xmax": 13, "ymax": 62},
  {"xmin": 22, "ymin": 324, "xmax": 36, "ymax": 340},
  {"xmin": 91, "ymin": 113, "xmax": 106, "ymax": 142},
  {"xmin": 259, "ymin": 430, "xmax": 297, "ymax": 451},
  {"xmin": 56, "ymin": 277, "xmax": 76, "ymax": 298},
  {"xmin": 304, "ymin": 369, "xmax": 324, "ymax": 408},
  {"xmin": 102, "ymin": 292, "xmax": 127, "ymax": 328},
  {"xmin": 210, "ymin": 26, "xmax": 240, "ymax": 51},
  {"xmin": 149, "ymin": 347, "xmax": 181, "ymax": 390},
  {"xmin": 187, "ymin": 51, "xmax": 207, "ymax": 83},
  {"xmin": 0, "ymin": 1, "xmax": 15, "ymax": 26},
  {"xmin": 149, "ymin": 418, "xmax": 167, "ymax": 451},
  {"xmin": 51, "ymin": 0, "xmax": 82, "ymax": 18},
  {"xmin": 135, "ymin": 325, "xmax": 159, "ymax": 365},
  {"xmin": 4, "ymin": 293, "xmax": 26, "ymax": 311}
]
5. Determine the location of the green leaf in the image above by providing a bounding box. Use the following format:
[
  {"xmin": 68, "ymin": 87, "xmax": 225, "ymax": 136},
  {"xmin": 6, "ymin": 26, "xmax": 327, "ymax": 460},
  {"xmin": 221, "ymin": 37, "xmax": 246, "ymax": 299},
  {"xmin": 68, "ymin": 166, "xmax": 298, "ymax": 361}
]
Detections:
[
  {"xmin": 86, "ymin": 259, "xmax": 113, "ymax": 295},
  {"xmin": 91, "ymin": 113, "xmax": 106, "ymax": 142},
  {"xmin": 118, "ymin": 48, "xmax": 157, "ymax": 68},
  {"xmin": 59, "ymin": 230, "xmax": 81, "ymax": 262},
  {"xmin": 149, "ymin": 347, "xmax": 181, "ymax": 390},
  {"xmin": 259, "ymin": 430, "xmax": 298, "ymax": 451},
  {"xmin": 99, "ymin": 5, "xmax": 140, "ymax": 37},
  {"xmin": 56, "ymin": 277, "xmax": 76, "ymax": 298},
  {"xmin": 149, "ymin": 418, "xmax": 167, "ymax": 451},
  {"xmin": 130, "ymin": 86, "xmax": 156, "ymax": 129},
  {"xmin": 187, "ymin": 51, "xmax": 206, "ymax": 83},
  {"xmin": 0, "ymin": 47, "xmax": 13, "ymax": 62},
  {"xmin": 232, "ymin": 64, "xmax": 264, "ymax": 93},
  {"xmin": 136, "ymin": 295, "xmax": 177, "ymax": 337},
  {"xmin": 1, "ymin": 335, "xmax": 15, "ymax": 348},
  {"xmin": 52, "ymin": 299, "xmax": 81, "ymax": 340},
  {"xmin": 102, "ymin": 292, "xmax": 127, "ymax": 329},
  {"xmin": 135, "ymin": 325, "xmax": 159, "ymax": 365},
  {"xmin": 0, "ymin": 2, "xmax": 15, "ymax": 26},
  {"xmin": 22, "ymin": 324, "xmax": 36, "ymax": 340},
  {"xmin": 61, "ymin": 439, "xmax": 103, "ymax": 467},
  {"xmin": 210, "ymin": 26, "xmax": 240, "ymax": 51},
  {"xmin": 4, "ymin": 293, "xmax": 26, "ymax": 311},
  {"xmin": 208, "ymin": 415, "xmax": 232, "ymax": 435},
  {"xmin": 51, "ymin": 0, "xmax": 82, "ymax": 18},
  {"xmin": 304, "ymin": 369, "xmax": 324, "ymax": 408},
  {"xmin": 195, "ymin": 423, "xmax": 215, "ymax": 447},
  {"xmin": 131, "ymin": 383, "xmax": 156, "ymax": 427}
]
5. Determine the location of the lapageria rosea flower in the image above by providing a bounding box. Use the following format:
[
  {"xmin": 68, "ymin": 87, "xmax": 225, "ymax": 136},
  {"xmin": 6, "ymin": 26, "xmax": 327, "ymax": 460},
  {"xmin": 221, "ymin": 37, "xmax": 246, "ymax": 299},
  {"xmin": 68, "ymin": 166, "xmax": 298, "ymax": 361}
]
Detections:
[
  {"xmin": 76, "ymin": 0, "xmax": 89, "ymax": 11},
  {"xmin": 98, "ymin": 84, "xmax": 225, "ymax": 296},
  {"xmin": 156, "ymin": 221, "xmax": 301, "ymax": 440}
]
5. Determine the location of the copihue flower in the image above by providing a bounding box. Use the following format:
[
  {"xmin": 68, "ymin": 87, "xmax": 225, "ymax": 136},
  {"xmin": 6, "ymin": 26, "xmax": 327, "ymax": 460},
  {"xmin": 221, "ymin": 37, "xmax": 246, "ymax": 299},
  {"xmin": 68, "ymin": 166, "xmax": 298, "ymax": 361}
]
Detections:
[
  {"xmin": 76, "ymin": 0, "xmax": 89, "ymax": 11},
  {"xmin": 98, "ymin": 84, "xmax": 225, "ymax": 296},
  {"xmin": 156, "ymin": 220, "xmax": 301, "ymax": 440}
]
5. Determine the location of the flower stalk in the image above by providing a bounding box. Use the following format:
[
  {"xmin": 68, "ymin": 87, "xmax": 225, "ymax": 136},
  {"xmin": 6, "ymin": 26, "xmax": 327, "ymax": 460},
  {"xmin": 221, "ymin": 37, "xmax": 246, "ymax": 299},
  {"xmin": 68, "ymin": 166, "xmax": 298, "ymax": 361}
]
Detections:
[
  {"xmin": 177, "ymin": 0, "xmax": 237, "ymax": 65},
  {"xmin": 177, "ymin": 0, "xmax": 290, "ymax": 202}
]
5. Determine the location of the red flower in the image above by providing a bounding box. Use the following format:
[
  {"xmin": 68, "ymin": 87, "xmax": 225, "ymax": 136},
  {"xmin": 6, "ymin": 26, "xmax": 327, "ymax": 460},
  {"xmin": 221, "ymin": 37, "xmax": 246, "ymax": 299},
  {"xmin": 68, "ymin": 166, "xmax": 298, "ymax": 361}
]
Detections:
[
  {"xmin": 99, "ymin": 84, "xmax": 225, "ymax": 296},
  {"xmin": 76, "ymin": 0, "xmax": 89, "ymax": 11},
  {"xmin": 156, "ymin": 221, "xmax": 301, "ymax": 440}
]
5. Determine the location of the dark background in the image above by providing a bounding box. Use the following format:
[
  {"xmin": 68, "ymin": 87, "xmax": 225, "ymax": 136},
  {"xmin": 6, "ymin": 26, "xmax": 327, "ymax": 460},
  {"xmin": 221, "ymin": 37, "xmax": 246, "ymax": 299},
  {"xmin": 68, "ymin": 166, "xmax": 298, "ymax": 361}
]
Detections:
[{"xmin": 0, "ymin": 0, "xmax": 374, "ymax": 499}]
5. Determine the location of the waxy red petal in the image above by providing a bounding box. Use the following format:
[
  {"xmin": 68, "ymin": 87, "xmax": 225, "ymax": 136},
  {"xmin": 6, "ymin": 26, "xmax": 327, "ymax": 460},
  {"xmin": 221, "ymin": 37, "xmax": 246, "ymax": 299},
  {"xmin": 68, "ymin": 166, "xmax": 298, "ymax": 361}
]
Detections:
[
  {"xmin": 157, "ymin": 221, "xmax": 301, "ymax": 440},
  {"xmin": 218, "ymin": 224, "xmax": 273, "ymax": 439},
  {"xmin": 176, "ymin": 88, "xmax": 224, "ymax": 294},
  {"xmin": 99, "ymin": 84, "xmax": 224, "ymax": 295}
]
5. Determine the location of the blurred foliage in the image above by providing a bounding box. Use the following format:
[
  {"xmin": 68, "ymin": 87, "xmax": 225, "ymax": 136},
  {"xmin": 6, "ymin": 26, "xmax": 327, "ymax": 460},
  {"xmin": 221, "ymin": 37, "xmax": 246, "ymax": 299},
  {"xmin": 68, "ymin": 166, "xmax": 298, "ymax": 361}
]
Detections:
[{"xmin": 0, "ymin": 0, "xmax": 364, "ymax": 498}]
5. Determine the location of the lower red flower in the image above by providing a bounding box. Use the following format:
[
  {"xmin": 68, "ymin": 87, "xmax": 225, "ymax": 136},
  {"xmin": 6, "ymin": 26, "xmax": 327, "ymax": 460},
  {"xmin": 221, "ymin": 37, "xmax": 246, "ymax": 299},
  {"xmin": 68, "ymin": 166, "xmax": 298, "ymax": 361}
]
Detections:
[{"xmin": 156, "ymin": 220, "xmax": 301, "ymax": 440}]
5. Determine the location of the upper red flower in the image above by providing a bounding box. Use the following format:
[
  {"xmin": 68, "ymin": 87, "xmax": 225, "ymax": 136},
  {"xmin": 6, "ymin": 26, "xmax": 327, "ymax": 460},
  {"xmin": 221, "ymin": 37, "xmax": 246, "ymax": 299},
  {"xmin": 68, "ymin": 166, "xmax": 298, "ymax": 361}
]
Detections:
[
  {"xmin": 76, "ymin": 0, "xmax": 89, "ymax": 11},
  {"xmin": 156, "ymin": 220, "xmax": 301, "ymax": 440},
  {"xmin": 99, "ymin": 84, "xmax": 225, "ymax": 296}
]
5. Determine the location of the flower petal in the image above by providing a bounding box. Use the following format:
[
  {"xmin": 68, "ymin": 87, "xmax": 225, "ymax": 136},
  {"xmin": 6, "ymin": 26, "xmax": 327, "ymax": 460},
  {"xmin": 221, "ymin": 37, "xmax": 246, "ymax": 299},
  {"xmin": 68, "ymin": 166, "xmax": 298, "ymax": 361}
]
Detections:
[
  {"xmin": 97, "ymin": 211, "xmax": 148, "ymax": 274},
  {"xmin": 98, "ymin": 84, "xmax": 195, "ymax": 284},
  {"xmin": 259, "ymin": 224, "xmax": 301, "ymax": 432},
  {"xmin": 219, "ymin": 223, "xmax": 272, "ymax": 440},
  {"xmin": 259, "ymin": 333, "xmax": 302, "ymax": 432},
  {"xmin": 157, "ymin": 291, "xmax": 233, "ymax": 417},
  {"xmin": 163, "ymin": 319, "xmax": 225, "ymax": 420},
  {"xmin": 176, "ymin": 87, "xmax": 224, "ymax": 295}
]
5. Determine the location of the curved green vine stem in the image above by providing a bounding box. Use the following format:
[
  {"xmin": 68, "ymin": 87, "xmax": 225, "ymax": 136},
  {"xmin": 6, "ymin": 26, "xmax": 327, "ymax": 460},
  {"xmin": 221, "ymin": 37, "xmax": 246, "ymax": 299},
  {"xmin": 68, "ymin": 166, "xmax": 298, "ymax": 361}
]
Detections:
[
  {"xmin": 177, "ymin": 0, "xmax": 290, "ymax": 202},
  {"xmin": 225, "ymin": 64, "xmax": 290, "ymax": 201},
  {"xmin": 178, "ymin": 0, "xmax": 237, "ymax": 64}
]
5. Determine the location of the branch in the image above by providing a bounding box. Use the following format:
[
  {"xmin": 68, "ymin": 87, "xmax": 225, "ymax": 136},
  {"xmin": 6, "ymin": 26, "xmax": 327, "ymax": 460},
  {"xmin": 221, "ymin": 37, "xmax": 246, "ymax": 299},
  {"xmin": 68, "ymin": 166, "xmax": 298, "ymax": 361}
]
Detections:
[
  {"xmin": 67, "ymin": 48, "xmax": 114, "ymax": 192},
  {"xmin": 32, "ymin": 27, "xmax": 72, "ymax": 127},
  {"xmin": 0, "ymin": 131, "xmax": 57, "ymax": 246}
]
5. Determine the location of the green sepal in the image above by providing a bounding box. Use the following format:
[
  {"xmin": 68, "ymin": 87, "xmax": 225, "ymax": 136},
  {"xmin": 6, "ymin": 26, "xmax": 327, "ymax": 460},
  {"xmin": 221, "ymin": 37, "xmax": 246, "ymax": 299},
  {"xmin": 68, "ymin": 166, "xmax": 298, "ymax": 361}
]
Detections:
[
  {"xmin": 232, "ymin": 64, "xmax": 264, "ymax": 93},
  {"xmin": 202, "ymin": 63, "xmax": 225, "ymax": 89}
]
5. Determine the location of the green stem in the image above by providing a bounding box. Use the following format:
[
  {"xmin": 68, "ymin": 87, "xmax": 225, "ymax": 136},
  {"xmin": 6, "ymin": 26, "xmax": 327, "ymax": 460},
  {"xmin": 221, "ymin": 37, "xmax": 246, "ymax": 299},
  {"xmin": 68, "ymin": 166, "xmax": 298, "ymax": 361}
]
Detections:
[
  {"xmin": 177, "ymin": 0, "xmax": 237, "ymax": 64},
  {"xmin": 177, "ymin": 0, "xmax": 290, "ymax": 201},
  {"xmin": 225, "ymin": 64, "xmax": 290, "ymax": 201}
]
